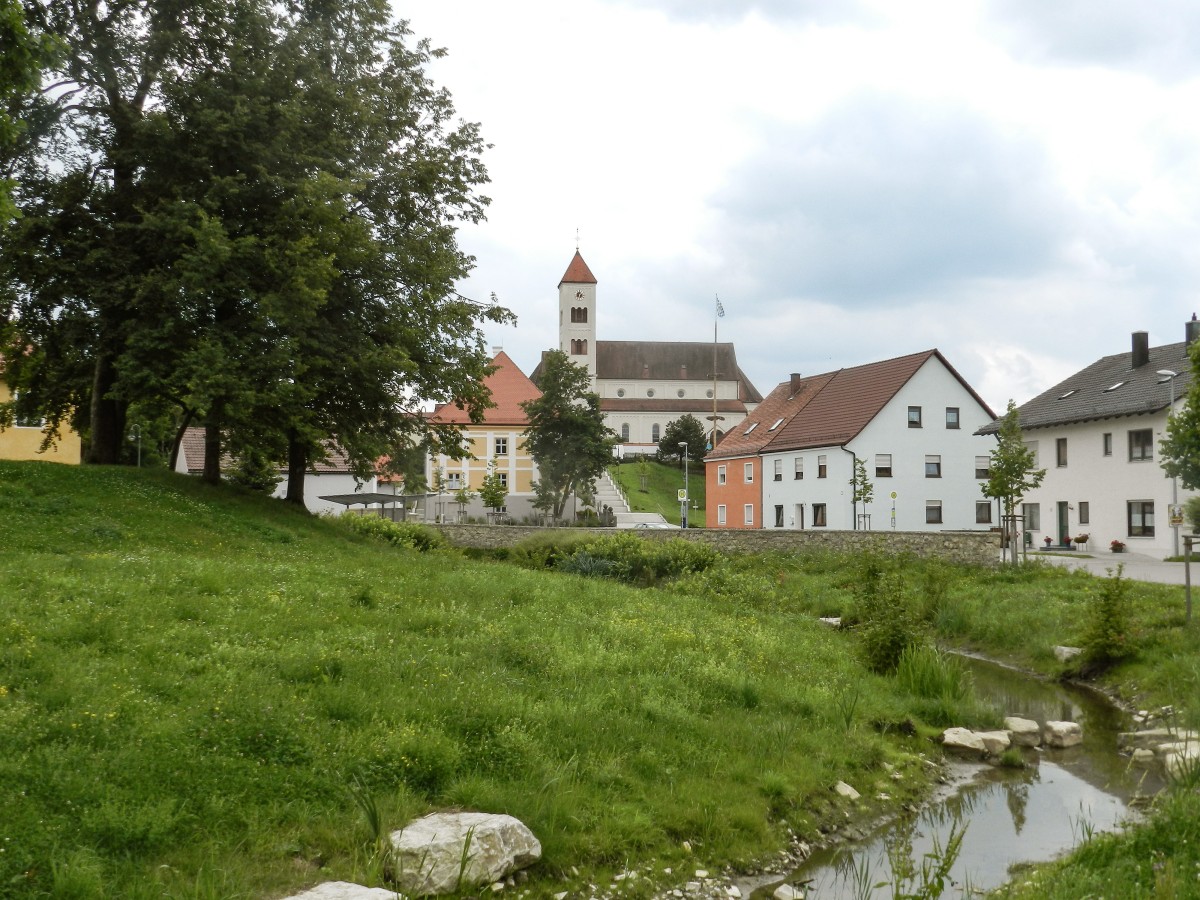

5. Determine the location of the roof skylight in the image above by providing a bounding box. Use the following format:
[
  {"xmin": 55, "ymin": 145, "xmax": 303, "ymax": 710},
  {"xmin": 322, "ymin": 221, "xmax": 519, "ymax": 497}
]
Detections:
[
  {"xmin": 743, "ymin": 423, "xmax": 758, "ymax": 435},
  {"xmin": 1057, "ymin": 390, "xmax": 1076, "ymax": 399},
  {"xmin": 1103, "ymin": 381, "xmax": 1126, "ymax": 392},
  {"xmin": 768, "ymin": 418, "xmax": 784, "ymax": 431}
]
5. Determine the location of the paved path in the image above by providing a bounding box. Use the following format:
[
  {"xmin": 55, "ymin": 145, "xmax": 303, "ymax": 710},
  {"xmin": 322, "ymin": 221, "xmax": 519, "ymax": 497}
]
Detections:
[{"xmin": 1025, "ymin": 548, "xmax": 1195, "ymax": 585}]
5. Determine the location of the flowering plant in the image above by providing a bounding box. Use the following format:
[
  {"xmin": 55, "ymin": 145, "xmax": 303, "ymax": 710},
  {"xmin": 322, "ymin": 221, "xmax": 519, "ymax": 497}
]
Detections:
[
  {"xmin": 1062, "ymin": 535, "xmax": 1072, "ymax": 545},
  {"xmin": 1074, "ymin": 534, "xmax": 1089, "ymax": 544},
  {"xmin": 1044, "ymin": 536, "xmax": 1053, "ymax": 546},
  {"xmin": 1110, "ymin": 539, "xmax": 1126, "ymax": 551}
]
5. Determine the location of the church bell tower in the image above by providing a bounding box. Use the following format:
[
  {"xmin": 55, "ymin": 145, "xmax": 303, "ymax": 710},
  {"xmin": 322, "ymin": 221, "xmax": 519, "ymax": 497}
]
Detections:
[{"xmin": 558, "ymin": 250, "xmax": 598, "ymax": 379}]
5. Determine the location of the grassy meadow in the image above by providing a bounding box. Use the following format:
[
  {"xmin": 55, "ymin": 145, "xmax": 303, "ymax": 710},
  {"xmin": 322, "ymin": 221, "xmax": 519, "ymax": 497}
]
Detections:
[{"xmin": 3, "ymin": 459, "xmax": 1200, "ymax": 899}]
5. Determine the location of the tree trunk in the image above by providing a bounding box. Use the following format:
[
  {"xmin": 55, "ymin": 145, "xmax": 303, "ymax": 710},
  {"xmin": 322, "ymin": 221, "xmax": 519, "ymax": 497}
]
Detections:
[
  {"xmin": 203, "ymin": 422, "xmax": 222, "ymax": 484},
  {"xmin": 285, "ymin": 436, "xmax": 307, "ymax": 507},
  {"xmin": 86, "ymin": 351, "xmax": 125, "ymax": 464},
  {"xmin": 168, "ymin": 408, "xmax": 197, "ymax": 472}
]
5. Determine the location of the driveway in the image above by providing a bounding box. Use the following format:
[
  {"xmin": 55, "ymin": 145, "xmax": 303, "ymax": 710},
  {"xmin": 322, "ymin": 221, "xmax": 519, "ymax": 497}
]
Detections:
[{"xmin": 1026, "ymin": 548, "xmax": 1194, "ymax": 586}]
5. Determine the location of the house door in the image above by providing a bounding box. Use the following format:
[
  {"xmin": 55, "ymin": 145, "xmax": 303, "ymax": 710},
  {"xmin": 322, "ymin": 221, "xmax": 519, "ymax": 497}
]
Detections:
[
  {"xmin": 1056, "ymin": 501, "xmax": 1070, "ymax": 545},
  {"xmin": 794, "ymin": 504, "xmax": 805, "ymax": 530}
]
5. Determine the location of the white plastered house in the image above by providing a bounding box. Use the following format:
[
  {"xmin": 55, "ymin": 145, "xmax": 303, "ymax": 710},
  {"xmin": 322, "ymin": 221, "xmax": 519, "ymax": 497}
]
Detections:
[{"xmin": 979, "ymin": 322, "xmax": 1198, "ymax": 558}]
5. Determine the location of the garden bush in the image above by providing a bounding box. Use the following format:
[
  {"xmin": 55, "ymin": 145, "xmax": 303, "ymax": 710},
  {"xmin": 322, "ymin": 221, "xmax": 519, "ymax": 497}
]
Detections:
[{"xmin": 337, "ymin": 515, "xmax": 448, "ymax": 552}]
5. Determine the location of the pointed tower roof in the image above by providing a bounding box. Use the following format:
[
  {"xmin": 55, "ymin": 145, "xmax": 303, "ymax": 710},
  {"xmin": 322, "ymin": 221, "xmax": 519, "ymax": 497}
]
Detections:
[{"xmin": 559, "ymin": 250, "xmax": 597, "ymax": 286}]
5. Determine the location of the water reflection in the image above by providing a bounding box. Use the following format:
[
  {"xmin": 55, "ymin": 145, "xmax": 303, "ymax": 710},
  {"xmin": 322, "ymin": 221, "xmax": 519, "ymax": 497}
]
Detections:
[{"xmin": 771, "ymin": 657, "xmax": 1168, "ymax": 899}]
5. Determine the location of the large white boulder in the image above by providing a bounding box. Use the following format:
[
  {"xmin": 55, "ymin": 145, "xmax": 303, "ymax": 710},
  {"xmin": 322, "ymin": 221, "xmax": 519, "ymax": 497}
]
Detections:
[
  {"xmin": 1004, "ymin": 716, "xmax": 1042, "ymax": 747},
  {"xmin": 1043, "ymin": 721, "xmax": 1083, "ymax": 748},
  {"xmin": 941, "ymin": 727, "xmax": 987, "ymax": 756},
  {"xmin": 389, "ymin": 812, "xmax": 541, "ymax": 896},
  {"xmin": 280, "ymin": 883, "xmax": 398, "ymax": 900},
  {"xmin": 977, "ymin": 730, "xmax": 1012, "ymax": 755}
]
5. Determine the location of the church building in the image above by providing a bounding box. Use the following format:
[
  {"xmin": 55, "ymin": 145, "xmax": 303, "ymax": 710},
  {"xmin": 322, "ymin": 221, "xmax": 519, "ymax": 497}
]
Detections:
[{"xmin": 535, "ymin": 250, "xmax": 762, "ymax": 455}]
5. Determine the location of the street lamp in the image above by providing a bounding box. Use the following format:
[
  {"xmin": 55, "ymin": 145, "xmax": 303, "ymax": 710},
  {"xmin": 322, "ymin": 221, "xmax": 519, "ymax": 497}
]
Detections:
[
  {"xmin": 678, "ymin": 441, "xmax": 689, "ymax": 529},
  {"xmin": 1158, "ymin": 369, "xmax": 1180, "ymax": 557}
]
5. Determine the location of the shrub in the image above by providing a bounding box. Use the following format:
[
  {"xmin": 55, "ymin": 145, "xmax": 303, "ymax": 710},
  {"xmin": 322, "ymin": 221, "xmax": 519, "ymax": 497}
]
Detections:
[
  {"xmin": 337, "ymin": 514, "xmax": 448, "ymax": 552},
  {"xmin": 560, "ymin": 532, "xmax": 718, "ymax": 585},
  {"xmin": 851, "ymin": 559, "xmax": 928, "ymax": 674},
  {"xmin": 507, "ymin": 531, "xmax": 596, "ymax": 570},
  {"xmin": 1079, "ymin": 565, "xmax": 1134, "ymax": 673}
]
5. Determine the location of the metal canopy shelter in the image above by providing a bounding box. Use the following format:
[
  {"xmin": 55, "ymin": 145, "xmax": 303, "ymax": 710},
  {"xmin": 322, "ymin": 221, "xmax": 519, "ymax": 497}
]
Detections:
[{"xmin": 319, "ymin": 492, "xmax": 432, "ymax": 522}]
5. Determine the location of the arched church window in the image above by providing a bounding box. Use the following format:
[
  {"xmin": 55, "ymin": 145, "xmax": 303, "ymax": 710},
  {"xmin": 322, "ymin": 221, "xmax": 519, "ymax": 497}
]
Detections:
[
  {"xmin": 652, "ymin": 424, "xmax": 661, "ymax": 442},
  {"xmin": 570, "ymin": 307, "xmax": 588, "ymax": 323},
  {"xmin": 621, "ymin": 423, "xmax": 630, "ymax": 441},
  {"xmin": 570, "ymin": 339, "xmax": 588, "ymax": 355}
]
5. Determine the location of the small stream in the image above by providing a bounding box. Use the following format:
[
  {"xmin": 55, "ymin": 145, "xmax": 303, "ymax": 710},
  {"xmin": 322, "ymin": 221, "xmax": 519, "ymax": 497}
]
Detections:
[{"xmin": 752, "ymin": 655, "xmax": 1169, "ymax": 898}]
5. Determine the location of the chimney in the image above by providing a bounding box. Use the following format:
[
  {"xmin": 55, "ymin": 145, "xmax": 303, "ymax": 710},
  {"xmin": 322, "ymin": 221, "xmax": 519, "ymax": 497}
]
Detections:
[
  {"xmin": 789, "ymin": 373, "xmax": 804, "ymax": 395},
  {"xmin": 1187, "ymin": 313, "xmax": 1200, "ymax": 346},
  {"xmin": 1131, "ymin": 331, "xmax": 1150, "ymax": 368}
]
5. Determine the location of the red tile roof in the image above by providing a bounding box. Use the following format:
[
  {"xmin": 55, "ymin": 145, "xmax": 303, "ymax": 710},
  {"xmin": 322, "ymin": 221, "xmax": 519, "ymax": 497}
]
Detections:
[
  {"xmin": 708, "ymin": 349, "xmax": 992, "ymax": 460},
  {"xmin": 559, "ymin": 251, "xmax": 597, "ymax": 286},
  {"xmin": 428, "ymin": 350, "xmax": 541, "ymax": 425},
  {"xmin": 708, "ymin": 372, "xmax": 834, "ymax": 460}
]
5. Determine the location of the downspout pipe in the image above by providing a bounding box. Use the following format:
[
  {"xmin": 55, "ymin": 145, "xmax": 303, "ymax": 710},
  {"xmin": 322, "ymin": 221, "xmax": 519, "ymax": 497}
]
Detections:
[{"xmin": 842, "ymin": 446, "xmax": 857, "ymax": 530}]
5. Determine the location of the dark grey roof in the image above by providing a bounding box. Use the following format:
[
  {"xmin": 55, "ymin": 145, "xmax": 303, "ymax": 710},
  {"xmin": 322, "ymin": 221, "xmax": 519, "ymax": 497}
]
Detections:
[
  {"xmin": 978, "ymin": 340, "xmax": 1192, "ymax": 434},
  {"xmin": 595, "ymin": 341, "xmax": 764, "ymax": 403}
]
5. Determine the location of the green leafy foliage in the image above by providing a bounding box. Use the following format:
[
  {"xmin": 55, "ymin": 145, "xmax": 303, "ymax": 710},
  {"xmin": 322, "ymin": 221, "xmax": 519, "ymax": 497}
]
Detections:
[
  {"xmin": 337, "ymin": 513, "xmax": 449, "ymax": 552},
  {"xmin": 983, "ymin": 401, "xmax": 1047, "ymax": 564},
  {"xmin": 1077, "ymin": 565, "xmax": 1134, "ymax": 674},
  {"xmin": 657, "ymin": 414, "xmax": 707, "ymax": 463},
  {"xmin": 523, "ymin": 350, "xmax": 616, "ymax": 521}
]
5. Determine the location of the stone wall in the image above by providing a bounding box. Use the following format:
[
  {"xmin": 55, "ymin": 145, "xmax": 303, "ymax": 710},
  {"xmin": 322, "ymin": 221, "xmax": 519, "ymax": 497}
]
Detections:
[{"xmin": 432, "ymin": 524, "xmax": 1001, "ymax": 567}]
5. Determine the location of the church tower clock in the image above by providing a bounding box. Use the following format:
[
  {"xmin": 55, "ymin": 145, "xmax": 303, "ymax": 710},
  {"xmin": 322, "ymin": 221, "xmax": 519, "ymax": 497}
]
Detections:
[{"xmin": 558, "ymin": 249, "xmax": 598, "ymax": 380}]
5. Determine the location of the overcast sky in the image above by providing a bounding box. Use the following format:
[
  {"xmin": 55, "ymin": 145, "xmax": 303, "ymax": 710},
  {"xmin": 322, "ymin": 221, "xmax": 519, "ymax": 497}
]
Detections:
[{"xmin": 399, "ymin": 0, "xmax": 1200, "ymax": 413}]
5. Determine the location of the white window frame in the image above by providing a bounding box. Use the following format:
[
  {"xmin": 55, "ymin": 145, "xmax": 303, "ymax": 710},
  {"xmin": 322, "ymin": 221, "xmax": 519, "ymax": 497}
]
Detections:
[
  {"xmin": 744, "ymin": 462, "xmax": 754, "ymax": 483},
  {"xmin": 743, "ymin": 504, "xmax": 754, "ymax": 526},
  {"xmin": 717, "ymin": 504, "xmax": 727, "ymax": 525}
]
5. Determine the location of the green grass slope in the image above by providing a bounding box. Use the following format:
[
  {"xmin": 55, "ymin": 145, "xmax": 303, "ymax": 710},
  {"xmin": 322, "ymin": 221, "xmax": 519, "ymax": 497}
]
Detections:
[
  {"xmin": 0, "ymin": 461, "xmax": 934, "ymax": 899},
  {"xmin": 609, "ymin": 459, "xmax": 705, "ymax": 526}
]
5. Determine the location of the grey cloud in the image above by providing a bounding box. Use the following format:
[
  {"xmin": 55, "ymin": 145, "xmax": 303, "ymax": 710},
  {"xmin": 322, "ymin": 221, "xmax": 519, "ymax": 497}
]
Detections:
[
  {"xmin": 708, "ymin": 94, "xmax": 1070, "ymax": 308},
  {"xmin": 986, "ymin": 0, "xmax": 1200, "ymax": 80},
  {"xmin": 608, "ymin": 0, "xmax": 875, "ymax": 27}
]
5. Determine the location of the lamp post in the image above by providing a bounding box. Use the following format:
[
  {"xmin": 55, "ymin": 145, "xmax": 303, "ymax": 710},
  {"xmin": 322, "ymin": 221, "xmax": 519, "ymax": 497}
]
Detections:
[
  {"xmin": 678, "ymin": 441, "xmax": 689, "ymax": 529},
  {"xmin": 1158, "ymin": 369, "xmax": 1180, "ymax": 558},
  {"xmin": 128, "ymin": 424, "xmax": 142, "ymax": 468}
]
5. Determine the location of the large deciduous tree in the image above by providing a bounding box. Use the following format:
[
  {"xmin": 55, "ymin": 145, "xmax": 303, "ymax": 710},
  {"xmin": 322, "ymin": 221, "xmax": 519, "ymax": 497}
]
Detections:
[
  {"xmin": 4, "ymin": 0, "xmax": 512, "ymax": 502},
  {"xmin": 982, "ymin": 400, "xmax": 1046, "ymax": 564},
  {"xmin": 1160, "ymin": 340, "xmax": 1200, "ymax": 490},
  {"xmin": 658, "ymin": 414, "xmax": 706, "ymax": 465},
  {"xmin": 523, "ymin": 350, "xmax": 616, "ymax": 523}
]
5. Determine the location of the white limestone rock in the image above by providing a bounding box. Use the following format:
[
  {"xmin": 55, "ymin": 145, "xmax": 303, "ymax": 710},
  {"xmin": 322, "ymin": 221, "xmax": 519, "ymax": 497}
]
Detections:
[
  {"xmin": 1053, "ymin": 646, "xmax": 1081, "ymax": 663},
  {"xmin": 773, "ymin": 884, "xmax": 806, "ymax": 900},
  {"xmin": 977, "ymin": 730, "xmax": 1012, "ymax": 755},
  {"xmin": 833, "ymin": 781, "xmax": 860, "ymax": 801},
  {"xmin": 1043, "ymin": 721, "xmax": 1083, "ymax": 748},
  {"xmin": 1004, "ymin": 716, "xmax": 1042, "ymax": 747},
  {"xmin": 941, "ymin": 727, "xmax": 986, "ymax": 756},
  {"xmin": 389, "ymin": 812, "xmax": 541, "ymax": 896},
  {"xmin": 1164, "ymin": 742, "xmax": 1200, "ymax": 779},
  {"xmin": 279, "ymin": 883, "xmax": 399, "ymax": 900}
]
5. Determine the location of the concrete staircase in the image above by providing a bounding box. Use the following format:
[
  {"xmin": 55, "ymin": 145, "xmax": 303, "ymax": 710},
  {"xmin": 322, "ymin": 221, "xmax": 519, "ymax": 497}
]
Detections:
[{"xmin": 593, "ymin": 470, "xmax": 669, "ymax": 528}]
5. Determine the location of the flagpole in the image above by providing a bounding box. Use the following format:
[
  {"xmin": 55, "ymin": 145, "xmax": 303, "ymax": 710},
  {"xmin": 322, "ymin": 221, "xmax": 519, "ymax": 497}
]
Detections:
[{"xmin": 710, "ymin": 295, "xmax": 724, "ymax": 450}]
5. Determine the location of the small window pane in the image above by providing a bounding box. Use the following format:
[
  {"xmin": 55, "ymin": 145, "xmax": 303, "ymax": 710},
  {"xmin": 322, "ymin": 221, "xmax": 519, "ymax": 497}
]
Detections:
[
  {"xmin": 926, "ymin": 500, "xmax": 943, "ymax": 524},
  {"xmin": 945, "ymin": 407, "xmax": 960, "ymax": 429},
  {"xmin": 976, "ymin": 501, "xmax": 992, "ymax": 524},
  {"xmin": 908, "ymin": 406, "xmax": 922, "ymax": 428},
  {"xmin": 875, "ymin": 453, "xmax": 892, "ymax": 478}
]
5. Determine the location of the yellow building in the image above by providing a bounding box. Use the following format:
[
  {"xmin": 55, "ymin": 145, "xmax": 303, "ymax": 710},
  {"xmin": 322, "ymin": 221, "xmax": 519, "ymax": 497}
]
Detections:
[
  {"xmin": 0, "ymin": 380, "xmax": 82, "ymax": 464},
  {"xmin": 424, "ymin": 350, "xmax": 541, "ymax": 522}
]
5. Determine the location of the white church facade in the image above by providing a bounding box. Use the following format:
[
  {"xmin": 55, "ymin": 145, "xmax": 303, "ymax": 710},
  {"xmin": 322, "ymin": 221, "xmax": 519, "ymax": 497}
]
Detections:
[{"xmin": 535, "ymin": 251, "xmax": 762, "ymax": 455}]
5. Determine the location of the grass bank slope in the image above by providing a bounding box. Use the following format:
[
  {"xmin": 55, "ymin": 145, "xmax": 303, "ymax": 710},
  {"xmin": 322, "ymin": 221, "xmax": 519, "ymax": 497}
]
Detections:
[
  {"xmin": 1, "ymin": 461, "xmax": 936, "ymax": 899},
  {"xmin": 609, "ymin": 459, "xmax": 704, "ymax": 526}
]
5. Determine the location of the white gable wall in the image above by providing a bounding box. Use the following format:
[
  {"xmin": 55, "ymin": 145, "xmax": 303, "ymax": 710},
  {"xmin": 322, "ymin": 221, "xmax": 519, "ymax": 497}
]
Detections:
[
  {"xmin": 762, "ymin": 357, "xmax": 998, "ymax": 531},
  {"xmin": 1018, "ymin": 413, "xmax": 1195, "ymax": 558}
]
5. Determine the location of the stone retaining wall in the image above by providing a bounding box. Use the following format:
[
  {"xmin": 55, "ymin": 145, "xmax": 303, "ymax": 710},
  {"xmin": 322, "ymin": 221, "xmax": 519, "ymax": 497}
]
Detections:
[{"xmin": 432, "ymin": 524, "xmax": 1000, "ymax": 567}]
